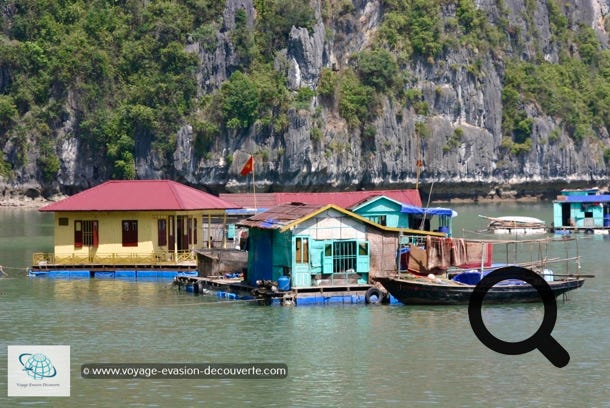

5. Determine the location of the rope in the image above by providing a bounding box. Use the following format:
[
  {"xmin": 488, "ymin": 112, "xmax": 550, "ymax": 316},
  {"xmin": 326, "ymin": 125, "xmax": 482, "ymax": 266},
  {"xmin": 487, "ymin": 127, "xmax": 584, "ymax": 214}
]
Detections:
[{"xmin": 0, "ymin": 264, "xmax": 28, "ymax": 271}]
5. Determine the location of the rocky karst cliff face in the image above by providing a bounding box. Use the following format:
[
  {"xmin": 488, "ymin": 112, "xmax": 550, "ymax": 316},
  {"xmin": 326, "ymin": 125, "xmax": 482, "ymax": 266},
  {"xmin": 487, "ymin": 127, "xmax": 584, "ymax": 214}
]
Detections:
[{"xmin": 2, "ymin": 0, "xmax": 610, "ymax": 202}]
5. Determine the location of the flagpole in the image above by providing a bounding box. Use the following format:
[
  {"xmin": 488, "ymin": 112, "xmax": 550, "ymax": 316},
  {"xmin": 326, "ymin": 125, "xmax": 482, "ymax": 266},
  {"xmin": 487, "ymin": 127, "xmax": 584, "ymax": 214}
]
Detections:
[{"xmin": 252, "ymin": 156, "xmax": 257, "ymax": 212}]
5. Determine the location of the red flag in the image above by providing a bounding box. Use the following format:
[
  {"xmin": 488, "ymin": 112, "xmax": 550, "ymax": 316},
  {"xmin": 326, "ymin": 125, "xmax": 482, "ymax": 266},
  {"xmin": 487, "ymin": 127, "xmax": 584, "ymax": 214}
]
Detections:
[{"xmin": 240, "ymin": 155, "xmax": 254, "ymax": 176}]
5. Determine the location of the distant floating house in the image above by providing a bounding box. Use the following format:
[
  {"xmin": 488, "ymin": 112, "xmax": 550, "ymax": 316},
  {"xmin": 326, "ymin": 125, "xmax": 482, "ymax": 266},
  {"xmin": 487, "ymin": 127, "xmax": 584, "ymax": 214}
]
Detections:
[
  {"xmin": 30, "ymin": 180, "xmax": 239, "ymax": 278},
  {"xmin": 552, "ymin": 187, "xmax": 610, "ymax": 233},
  {"xmin": 219, "ymin": 189, "xmax": 423, "ymax": 214},
  {"xmin": 236, "ymin": 202, "xmax": 444, "ymax": 288}
]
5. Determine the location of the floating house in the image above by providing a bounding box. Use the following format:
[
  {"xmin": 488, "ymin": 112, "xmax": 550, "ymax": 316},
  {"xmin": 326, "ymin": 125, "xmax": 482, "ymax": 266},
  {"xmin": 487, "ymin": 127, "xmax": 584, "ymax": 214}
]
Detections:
[
  {"xmin": 349, "ymin": 195, "xmax": 456, "ymax": 235},
  {"xmin": 219, "ymin": 189, "xmax": 423, "ymax": 212},
  {"xmin": 30, "ymin": 180, "xmax": 239, "ymax": 279},
  {"xmin": 552, "ymin": 188, "xmax": 610, "ymax": 233},
  {"xmin": 236, "ymin": 202, "xmax": 444, "ymax": 289},
  {"xmin": 219, "ymin": 189, "xmax": 454, "ymax": 240}
]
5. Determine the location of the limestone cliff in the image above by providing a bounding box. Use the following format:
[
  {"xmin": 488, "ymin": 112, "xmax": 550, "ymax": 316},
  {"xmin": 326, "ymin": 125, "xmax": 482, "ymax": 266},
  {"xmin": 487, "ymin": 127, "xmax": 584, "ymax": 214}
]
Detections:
[{"xmin": 1, "ymin": 0, "xmax": 610, "ymax": 202}]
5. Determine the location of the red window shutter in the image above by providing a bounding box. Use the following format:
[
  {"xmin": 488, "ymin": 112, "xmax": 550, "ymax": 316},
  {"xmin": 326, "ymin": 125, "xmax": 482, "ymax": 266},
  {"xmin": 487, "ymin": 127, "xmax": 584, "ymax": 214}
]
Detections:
[
  {"xmin": 168, "ymin": 216, "xmax": 175, "ymax": 248},
  {"xmin": 74, "ymin": 221, "xmax": 83, "ymax": 248},
  {"xmin": 158, "ymin": 219, "xmax": 167, "ymax": 246},
  {"xmin": 194, "ymin": 218, "xmax": 198, "ymax": 245}
]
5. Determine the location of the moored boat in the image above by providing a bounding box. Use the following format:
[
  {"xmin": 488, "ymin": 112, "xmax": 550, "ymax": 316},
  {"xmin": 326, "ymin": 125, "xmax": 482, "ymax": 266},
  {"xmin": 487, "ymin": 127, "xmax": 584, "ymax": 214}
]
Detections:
[
  {"xmin": 382, "ymin": 235, "xmax": 588, "ymax": 305},
  {"xmin": 375, "ymin": 272, "xmax": 585, "ymax": 305},
  {"xmin": 479, "ymin": 215, "xmax": 547, "ymax": 235}
]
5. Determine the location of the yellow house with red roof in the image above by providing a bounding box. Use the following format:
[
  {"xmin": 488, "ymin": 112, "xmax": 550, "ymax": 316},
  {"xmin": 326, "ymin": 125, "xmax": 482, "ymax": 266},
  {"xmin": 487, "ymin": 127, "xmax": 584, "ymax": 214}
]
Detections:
[{"xmin": 31, "ymin": 180, "xmax": 238, "ymax": 275}]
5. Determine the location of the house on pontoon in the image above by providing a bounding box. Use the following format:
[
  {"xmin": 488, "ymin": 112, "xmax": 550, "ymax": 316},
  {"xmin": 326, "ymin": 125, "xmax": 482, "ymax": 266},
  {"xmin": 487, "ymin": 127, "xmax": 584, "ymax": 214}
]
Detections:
[
  {"xmin": 236, "ymin": 202, "xmax": 445, "ymax": 289},
  {"xmin": 552, "ymin": 188, "xmax": 610, "ymax": 234},
  {"xmin": 349, "ymin": 195, "xmax": 456, "ymax": 236},
  {"xmin": 220, "ymin": 189, "xmax": 455, "ymax": 244},
  {"xmin": 30, "ymin": 180, "xmax": 240, "ymax": 278}
]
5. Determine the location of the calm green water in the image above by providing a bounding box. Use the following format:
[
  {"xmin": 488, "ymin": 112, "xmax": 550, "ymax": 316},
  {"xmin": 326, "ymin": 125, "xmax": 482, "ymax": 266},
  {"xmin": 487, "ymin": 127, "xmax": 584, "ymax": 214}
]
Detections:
[{"xmin": 1, "ymin": 203, "xmax": 609, "ymax": 407}]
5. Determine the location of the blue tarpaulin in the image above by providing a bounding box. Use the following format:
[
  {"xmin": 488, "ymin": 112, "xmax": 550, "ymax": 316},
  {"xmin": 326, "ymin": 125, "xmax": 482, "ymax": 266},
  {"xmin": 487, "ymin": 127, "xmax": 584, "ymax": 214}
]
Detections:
[
  {"xmin": 558, "ymin": 195, "xmax": 610, "ymax": 203},
  {"xmin": 400, "ymin": 205, "xmax": 457, "ymax": 217}
]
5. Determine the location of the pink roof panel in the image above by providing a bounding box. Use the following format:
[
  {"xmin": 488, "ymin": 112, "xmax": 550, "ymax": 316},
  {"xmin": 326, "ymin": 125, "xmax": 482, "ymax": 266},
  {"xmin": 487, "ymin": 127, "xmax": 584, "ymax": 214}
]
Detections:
[
  {"xmin": 220, "ymin": 189, "xmax": 422, "ymax": 209},
  {"xmin": 39, "ymin": 180, "xmax": 240, "ymax": 212}
]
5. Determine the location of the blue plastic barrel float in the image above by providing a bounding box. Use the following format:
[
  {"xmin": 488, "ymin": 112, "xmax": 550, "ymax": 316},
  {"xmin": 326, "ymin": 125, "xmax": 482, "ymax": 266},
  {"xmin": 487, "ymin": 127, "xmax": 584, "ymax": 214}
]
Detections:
[{"xmin": 278, "ymin": 275, "xmax": 291, "ymax": 291}]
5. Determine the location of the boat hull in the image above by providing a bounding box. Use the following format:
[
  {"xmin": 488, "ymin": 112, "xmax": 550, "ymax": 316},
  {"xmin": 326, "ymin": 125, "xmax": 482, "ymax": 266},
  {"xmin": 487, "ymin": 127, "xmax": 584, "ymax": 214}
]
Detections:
[
  {"xmin": 490, "ymin": 227, "xmax": 548, "ymax": 235},
  {"xmin": 375, "ymin": 276, "xmax": 585, "ymax": 305}
]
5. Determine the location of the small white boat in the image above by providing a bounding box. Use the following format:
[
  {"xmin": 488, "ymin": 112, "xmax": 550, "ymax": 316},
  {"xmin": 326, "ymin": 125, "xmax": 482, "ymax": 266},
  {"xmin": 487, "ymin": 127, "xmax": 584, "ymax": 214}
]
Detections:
[{"xmin": 479, "ymin": 215, "xmax": 547, "ymax": 235}]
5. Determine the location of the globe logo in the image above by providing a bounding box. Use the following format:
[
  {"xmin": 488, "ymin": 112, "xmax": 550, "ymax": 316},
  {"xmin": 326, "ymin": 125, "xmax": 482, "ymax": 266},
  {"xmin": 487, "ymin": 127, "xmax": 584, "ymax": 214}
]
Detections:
[{"xmin": 19, "ymin": 353, "xmax": 57, "ymax": 380}]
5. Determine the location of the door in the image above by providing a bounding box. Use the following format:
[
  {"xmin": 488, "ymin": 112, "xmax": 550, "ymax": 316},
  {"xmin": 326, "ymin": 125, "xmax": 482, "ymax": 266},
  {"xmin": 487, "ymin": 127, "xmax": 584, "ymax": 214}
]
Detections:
[
  {"xmin": 292, "ymin": 236, "xmax": 311, "ymax": 287},
  {"xmin": 561, "ymin": 203, "xmax": 571, "ymax": 227},
  {"xmin": 176, "ymin": 216, "xmax": 188, "ymax": 250},
  {"xmin": 356, "ymin": 241, "xmax": 370, "ymax": 273}
]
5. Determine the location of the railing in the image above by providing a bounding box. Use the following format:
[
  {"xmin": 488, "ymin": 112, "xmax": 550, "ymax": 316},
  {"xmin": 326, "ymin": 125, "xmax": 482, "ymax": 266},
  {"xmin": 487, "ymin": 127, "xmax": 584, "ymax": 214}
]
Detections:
[{"xmin": 32, "ymin": 250, "xmax": 196, "ymax": 267}]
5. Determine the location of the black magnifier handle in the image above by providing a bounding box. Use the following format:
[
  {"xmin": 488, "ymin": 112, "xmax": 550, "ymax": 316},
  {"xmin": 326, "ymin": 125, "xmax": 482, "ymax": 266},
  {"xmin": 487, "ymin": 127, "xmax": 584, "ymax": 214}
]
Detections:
[{"xmin": 537, "ymin": 335, "xmax": 570, "ymax": 368}]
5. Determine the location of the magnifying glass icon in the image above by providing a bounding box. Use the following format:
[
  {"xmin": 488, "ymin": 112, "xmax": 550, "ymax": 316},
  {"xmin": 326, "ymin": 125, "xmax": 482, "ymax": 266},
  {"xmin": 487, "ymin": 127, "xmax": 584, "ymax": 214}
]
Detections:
[{"xmin": 468, "ymin": 266, "xmax": 570, "ymax": 368}]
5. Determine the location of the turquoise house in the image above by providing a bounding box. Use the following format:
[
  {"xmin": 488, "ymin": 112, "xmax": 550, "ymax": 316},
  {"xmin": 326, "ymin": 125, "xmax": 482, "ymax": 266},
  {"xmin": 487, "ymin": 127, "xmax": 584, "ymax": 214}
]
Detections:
[
  {"xmin": 553, "ymin": 188, "xmax": 610, "ymax": 231},
  {"xmin": 350, "ymin": 195, "xmax": 456, "ymax": 236},
  {"xmin": 237, "ymin": 202, "xmax": 444, "ymax": 288}
]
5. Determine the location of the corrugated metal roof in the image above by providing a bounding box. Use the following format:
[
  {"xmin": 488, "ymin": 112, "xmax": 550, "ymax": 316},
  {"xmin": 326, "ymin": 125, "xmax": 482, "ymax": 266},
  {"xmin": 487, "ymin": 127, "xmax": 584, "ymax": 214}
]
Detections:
[
  {"xmin": 236, "ymin": 201, "xmax": 445, "ymax": 236},
  {"xmin": 237, "ymin": 202, "xmax": 445, "ymax": 237},
  {"xmin": 237, "ymin": 202, "xmax": 326, "ymax": 230},
  {"xmin": 39, "ymin": 180, "xmax": 240, "ymax": 212},
  {"xmin": 220, "ymin": 189, "xmax": 422, "ymax": 209}
]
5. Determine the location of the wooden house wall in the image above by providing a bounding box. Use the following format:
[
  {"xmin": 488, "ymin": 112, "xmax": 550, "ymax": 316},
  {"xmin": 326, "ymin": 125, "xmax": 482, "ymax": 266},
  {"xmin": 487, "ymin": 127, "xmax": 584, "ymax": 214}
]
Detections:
[
  {"xmin": 196, "ymin": 249, "xmax": 247, "ymax": 277},
  {"xmin": 246, "ymin": 229, "xmax": 295, "ymax": 286},
  {"xmin": 367, "ymin": 229, "xmax": 399, "ymax": 278},
  {"xmin": 245, "ymin": 207, "xmax": 404, "ymax": 287},
  {"xmin": 271, "ymin": 229, "xmax": 292, "ymax": 282},
  {"xmin": 293, "ymin": 208, "xmax": 366, "ymax": 239}
]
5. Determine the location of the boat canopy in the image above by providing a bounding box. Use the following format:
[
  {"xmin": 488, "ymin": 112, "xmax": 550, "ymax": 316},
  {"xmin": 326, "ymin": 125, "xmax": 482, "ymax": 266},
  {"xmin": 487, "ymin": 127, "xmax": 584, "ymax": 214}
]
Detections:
[{"xmin": 400, "ymin": 204, "xmax": 458, "ymax": 217}]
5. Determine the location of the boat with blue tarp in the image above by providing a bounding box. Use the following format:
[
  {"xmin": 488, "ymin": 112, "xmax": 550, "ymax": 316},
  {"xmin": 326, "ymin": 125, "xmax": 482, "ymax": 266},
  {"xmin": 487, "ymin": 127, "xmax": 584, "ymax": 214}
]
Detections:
[
  {"xmin": 376, "ymin": 268, "xmax": 584, "ymax": 305},
  {"xmin": 376, "ymin": 236, "xmax": 588, "ymax": 305}
]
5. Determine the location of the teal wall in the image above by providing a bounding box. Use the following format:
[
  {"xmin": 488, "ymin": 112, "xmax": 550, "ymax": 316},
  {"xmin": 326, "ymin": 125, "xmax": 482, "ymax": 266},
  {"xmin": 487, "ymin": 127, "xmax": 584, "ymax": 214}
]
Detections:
[
  {"xmin": 353, "ymin": 198, "xmax": 410, "ymax": 228},
  {"xmin": 553, "ymin": 202, "xmax": 605, "ymax": 228}
]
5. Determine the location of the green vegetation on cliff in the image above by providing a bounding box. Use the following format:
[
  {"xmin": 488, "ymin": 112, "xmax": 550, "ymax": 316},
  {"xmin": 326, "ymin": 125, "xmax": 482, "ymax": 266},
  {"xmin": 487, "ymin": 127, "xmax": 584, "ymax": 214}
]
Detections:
[{"xmin": 0, "ymin": 0, "xmax": 609, "ymax": 184}]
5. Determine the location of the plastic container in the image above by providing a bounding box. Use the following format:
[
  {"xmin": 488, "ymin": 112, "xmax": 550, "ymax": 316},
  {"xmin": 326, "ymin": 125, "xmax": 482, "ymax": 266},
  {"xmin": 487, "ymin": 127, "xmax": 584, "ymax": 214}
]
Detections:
[{"xmin": 278, "ymin": 275, "xmax": 291, "ymax": 291}]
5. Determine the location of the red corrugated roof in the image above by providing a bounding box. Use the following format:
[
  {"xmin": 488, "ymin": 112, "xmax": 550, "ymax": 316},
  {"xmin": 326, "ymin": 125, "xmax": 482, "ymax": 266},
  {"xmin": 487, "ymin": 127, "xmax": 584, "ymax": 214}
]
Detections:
[
  {"xmin": 220, "ymin": 189, "xmax": 422, "ymax": 209},
  {"xmin": 39, "ymin": 180, "xmax": 240, "ymax": 212}
]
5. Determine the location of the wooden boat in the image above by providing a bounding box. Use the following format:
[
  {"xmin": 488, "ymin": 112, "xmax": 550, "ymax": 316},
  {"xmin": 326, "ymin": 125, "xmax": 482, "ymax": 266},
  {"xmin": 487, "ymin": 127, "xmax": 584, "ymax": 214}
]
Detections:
[
  {"xmin": 479, "ymin": 215, "xmax": 547, "ymax": 235},
  {"xmin": 385, "ymin": 235, "xmax": 587, "ymax": 305},
  {"xmin": 375, "ymin": 272, "xmax": 585, "ymax": 305}
]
